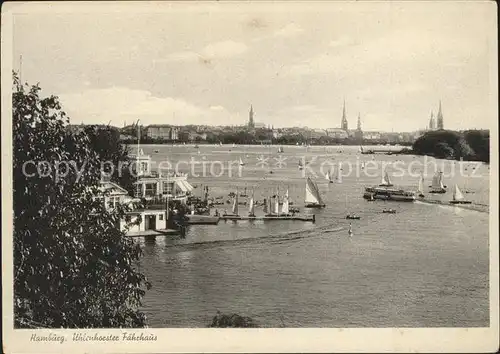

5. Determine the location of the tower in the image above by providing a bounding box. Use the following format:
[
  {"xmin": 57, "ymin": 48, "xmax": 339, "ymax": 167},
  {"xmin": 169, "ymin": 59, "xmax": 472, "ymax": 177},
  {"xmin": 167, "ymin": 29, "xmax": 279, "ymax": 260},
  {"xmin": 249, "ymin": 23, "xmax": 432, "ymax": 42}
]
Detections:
[
  {"xmin": 248, "ymin": 105, "xmax": 255, "ymax": 129},
  {"xmin": 436, "ymin": 101, "xmax": 444, "ymax": 130},
  {"xmin": 428, "ymin": 111, "xmax": 435, "ymax": 131},
  {"xmin": 341, "ymin": 100, "xmax": 348, "ymax": 131},
  {"xmin": 355, "ymin": 112, "xmax": 363, "ymax": 141}
]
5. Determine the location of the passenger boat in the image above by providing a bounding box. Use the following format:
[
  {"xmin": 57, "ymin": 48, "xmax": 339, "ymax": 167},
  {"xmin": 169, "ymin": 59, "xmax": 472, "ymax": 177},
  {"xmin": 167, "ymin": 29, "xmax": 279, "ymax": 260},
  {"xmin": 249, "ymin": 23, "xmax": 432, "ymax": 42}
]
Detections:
[
  {"xmin": 449, "ymin": 184, "xmax": 472, "ymax": 205},
  {"xmin": 305, "ymin": 177, "xmax": 326, "ymax": 208},
  {"xmin": 429, "ymin": 171, "xmax": 446, "ymax": 193},
  {"xmin": 363, "ymin": 186, "xmax": 416, "ymax": 202}
]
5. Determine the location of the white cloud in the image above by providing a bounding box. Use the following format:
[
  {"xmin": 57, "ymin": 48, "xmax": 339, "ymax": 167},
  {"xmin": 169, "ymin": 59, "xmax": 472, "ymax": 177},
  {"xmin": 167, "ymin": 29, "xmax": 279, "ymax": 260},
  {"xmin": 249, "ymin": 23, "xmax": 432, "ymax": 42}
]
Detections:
[
  {"xmin": 273, "ymin": 23, "xmax": 304, "ymax": 38},
  {"xmin": 59, "ymin": 87, "xmax": 229, "ymax": 126},
  {"xmin": 164, "ymin": 40, "xmax": 248, "ymax": 63}
]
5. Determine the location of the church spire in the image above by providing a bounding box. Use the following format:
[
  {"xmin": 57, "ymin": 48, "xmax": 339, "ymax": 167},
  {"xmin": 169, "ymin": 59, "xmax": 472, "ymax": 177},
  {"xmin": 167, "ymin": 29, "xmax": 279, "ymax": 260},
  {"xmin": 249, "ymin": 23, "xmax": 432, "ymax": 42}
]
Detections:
[
  {"xmin": 341, "ymin": 99, "xmax": 348, "ymax": 131},
  {"xmin": 248, "ymin": 104, "xmax": 255, "ymax": 128},
  {"xmin": 436, "ymin": 100, "xmax": 444, "ymax": 130},
  {"xmin": 357, "ymin": 112, "xmax": 362, "ymax": 131},
  {"xmin": 429, "ymin": 110, "xmax": 435, "ymax": 130}
]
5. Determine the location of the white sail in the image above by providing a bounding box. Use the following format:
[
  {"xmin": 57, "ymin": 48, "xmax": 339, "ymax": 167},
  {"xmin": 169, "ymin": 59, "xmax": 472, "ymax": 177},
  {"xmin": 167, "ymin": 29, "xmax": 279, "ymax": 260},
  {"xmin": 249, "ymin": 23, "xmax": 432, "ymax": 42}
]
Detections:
[
  {"xmin": 431, "ymin": 171, "xmax": 444, "ymax": 189},
  {"xmin": 239, "ymin": 158, "xmax": 244, "ymax": 166},
  {"xmin": 305, "ymin": 177, "xmax": 324, "ymax": 205},
  {"xmin": 381, "ymin": 170, "xmax": 392, "ymax": 185},
  {"xmin": 325, "ymin": 171, "xmax": 330, "ymax": 181},
  {"xmin": 275, "ymin": 196, "xmax": 280, "ymax": 215},
  {"xmin": 417, "ymin": 176, "xmax": 424, "ymax": 193},
  {"xmin": 453, "ymin": 184, "xmax": 465, "ymax": 201},
  {"xmin": 248, "ymin": 197, "xmax": 255, "ymax": 215},
  {"xmin": 232, "ymin": 194, "xmax": 239, "ymax": 215},
  {"xmin": 282, "ymin": 189, "xmax": 290, "ymax": 214}
]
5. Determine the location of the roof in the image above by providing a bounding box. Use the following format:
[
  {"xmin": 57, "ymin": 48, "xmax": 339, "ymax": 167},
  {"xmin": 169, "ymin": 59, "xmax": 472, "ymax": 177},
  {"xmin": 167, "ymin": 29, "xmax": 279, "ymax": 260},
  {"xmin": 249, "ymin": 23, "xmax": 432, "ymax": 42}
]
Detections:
[{"xmin": 99, "ymin": 181, "xmax": 129, "ymax": 195}]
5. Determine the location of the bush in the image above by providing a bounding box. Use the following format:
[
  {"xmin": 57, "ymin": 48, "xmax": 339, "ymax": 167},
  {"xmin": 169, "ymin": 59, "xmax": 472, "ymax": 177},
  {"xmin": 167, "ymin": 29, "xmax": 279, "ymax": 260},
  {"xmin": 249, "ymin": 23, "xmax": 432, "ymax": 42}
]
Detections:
[{"xmin": 208, "ymin": 311, "xmax": 258, "ymax": 328}]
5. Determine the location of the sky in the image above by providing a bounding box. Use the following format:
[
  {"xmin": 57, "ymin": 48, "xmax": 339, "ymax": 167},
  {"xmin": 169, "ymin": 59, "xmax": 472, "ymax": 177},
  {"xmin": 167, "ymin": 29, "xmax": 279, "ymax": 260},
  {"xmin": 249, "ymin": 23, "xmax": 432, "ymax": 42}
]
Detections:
[{"xmin": 10, "ymin": 1, "xmax": 497, "ymax": 132}]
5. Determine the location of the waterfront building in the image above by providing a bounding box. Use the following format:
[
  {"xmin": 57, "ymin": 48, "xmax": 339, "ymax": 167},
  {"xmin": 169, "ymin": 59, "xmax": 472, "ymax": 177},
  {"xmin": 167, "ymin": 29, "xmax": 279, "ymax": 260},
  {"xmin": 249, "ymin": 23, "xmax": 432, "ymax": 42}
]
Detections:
[
  {"xmin": 128, "ymin": 149, "xmax": 194, "ymax": 201},
  {"xmin": 436, "ymin": 101, "xmax": 444, "ymax": 129}
]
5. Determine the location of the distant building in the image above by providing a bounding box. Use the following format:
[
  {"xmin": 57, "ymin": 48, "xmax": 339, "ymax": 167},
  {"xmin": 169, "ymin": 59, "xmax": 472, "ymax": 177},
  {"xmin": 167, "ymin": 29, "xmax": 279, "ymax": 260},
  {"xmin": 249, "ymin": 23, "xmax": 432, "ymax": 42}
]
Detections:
[
  {"xmin": 363, "ymin": 132, "xmax": 381, "ymax": 140},
  {"xmin": 436, "ymin": 101, "xmax": 444, "ymax": 129},
  {"xmin": 145, "ymin": 125, "xmax": 171, "ymax": 140},
  {"xmin": 326, "ymin": 128, "xmax": 348, "ymax": 139},
  {"xmin": 254, "ymin": 122, "xmax": 267, "ymax": 129}
]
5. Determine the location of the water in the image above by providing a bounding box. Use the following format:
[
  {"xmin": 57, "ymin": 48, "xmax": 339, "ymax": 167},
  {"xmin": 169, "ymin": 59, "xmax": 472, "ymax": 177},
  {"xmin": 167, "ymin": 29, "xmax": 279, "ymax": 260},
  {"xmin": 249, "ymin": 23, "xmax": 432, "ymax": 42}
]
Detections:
[{"xmin": 133, "ymin": 144, "xmax": 489, "ymax": 327}]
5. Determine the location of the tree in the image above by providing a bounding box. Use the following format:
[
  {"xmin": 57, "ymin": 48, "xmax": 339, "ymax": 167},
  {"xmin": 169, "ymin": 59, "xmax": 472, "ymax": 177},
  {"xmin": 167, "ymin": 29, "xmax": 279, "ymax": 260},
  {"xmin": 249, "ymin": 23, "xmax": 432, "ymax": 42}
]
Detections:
[{"xmin": 12, "ymin": 72, "xmax": 150, "ymax": 328}]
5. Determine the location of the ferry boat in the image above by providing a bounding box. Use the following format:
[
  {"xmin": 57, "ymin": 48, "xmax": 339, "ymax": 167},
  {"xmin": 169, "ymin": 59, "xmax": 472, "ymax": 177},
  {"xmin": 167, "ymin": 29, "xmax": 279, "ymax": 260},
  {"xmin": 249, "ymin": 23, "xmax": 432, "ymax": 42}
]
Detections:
[{"xmin": 363, "ymin": 186, "xmax": 416, "ymax": 202}]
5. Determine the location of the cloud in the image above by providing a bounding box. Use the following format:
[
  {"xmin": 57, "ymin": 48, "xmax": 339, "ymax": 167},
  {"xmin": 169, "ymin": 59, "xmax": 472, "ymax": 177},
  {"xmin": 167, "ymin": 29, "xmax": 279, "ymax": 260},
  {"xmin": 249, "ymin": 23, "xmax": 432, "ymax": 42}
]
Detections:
[
  {"xmin": 164, "ymin": 40, "xmax": 248, "ymax": 63},
  {"xmin": 59, "ymin": 87, "xmax": 228, "ymax": 126},
  {"xmin": 273, "ymin": 23, "xmax": 304, "ymax": 38}
]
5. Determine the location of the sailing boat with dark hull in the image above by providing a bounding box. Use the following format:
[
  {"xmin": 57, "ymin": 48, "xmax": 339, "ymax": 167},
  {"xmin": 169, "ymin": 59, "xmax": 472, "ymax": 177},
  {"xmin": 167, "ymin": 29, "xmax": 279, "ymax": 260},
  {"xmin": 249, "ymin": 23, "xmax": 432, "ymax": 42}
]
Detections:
[
  {"xmin": 449, "ymin": 184, "xmax": 472, "ymax": 205},
  {"xmin": 305, "ymin": 177, "xmax": 326, "ymax": 208},
  {"xmin": 429, "ymin": 171, "xmax": 446, "ymax": 193}
]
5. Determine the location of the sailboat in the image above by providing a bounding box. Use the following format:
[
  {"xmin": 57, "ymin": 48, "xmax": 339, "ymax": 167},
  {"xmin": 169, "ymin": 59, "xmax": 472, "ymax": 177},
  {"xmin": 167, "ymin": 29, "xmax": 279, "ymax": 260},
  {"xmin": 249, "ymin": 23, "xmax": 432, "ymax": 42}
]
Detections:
[
  {"xmin": 298, "ymin": 160, "xmax": 304, "ymax": 170},
  {"xmin": 417, "ymin": 175, "xmax": 425, "ymax": 198},
  {"xmin": 239, "ymin": 157, "xmax": 245, "ymax": 166},
  {"xmin": 450, "ymin": 184, "xmax": 472, "ymax": 204},
  {"xmin": 305, "ymin": 177, "xmax": 326, "ymax": 208},
  {"xmin": 379, "ymin": 169, "xmax": 393, "ymax": 187},
  {"xmin": 248, "ymin": 192, "xmax": 255, "ymax": 217},
  {"xmin": 348, "ymin": 223, "xmax": 353, "ymax": 237},
  {"xmin": 263, "ymin": 198, "xmax": 268, "ymax": 215},
  {"xmin": 274, "ymin": 193, "xmax": 280, "ymax": 216},
  {"xmin": 278, "ymin": 146, "xmax": 284, "ymax": 153},
  {"xmin": 281, "ymin": 189, "xmax": 290, "ymax": 216},
  {"xmin": 429, "ymin": 171, "xmax": 446, "ymax": 193}
]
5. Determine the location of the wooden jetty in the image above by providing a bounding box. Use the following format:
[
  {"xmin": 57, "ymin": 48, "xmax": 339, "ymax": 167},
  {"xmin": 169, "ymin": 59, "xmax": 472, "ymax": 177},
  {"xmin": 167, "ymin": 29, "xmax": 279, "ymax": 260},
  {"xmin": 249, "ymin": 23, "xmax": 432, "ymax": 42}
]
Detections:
[
  {"xmin": 185, "ymin": 214, "xmax": 220, "ymax": 225},
  {"xmin": 220, "ymin": 214, "xmax": 315, "ymax": 222},
  {"xmin": 125, "ymin": 229, "xmax": 181, "ymax": 237}
]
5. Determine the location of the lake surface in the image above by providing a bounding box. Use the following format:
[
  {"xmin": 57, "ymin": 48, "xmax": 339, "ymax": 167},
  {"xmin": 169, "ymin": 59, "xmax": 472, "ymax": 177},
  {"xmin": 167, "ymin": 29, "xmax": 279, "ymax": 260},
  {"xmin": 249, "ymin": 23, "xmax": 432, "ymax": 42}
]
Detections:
[{"xmin": 134, "ymin": 144, "xmax": 490, "ymax": 327}]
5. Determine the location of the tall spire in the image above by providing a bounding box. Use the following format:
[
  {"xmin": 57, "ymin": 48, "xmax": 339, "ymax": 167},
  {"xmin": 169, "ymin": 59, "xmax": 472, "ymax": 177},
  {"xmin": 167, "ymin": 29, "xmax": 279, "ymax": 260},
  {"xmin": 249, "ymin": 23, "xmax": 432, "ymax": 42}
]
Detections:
[
  {"xmin": 357, "ymin": 112, "xmax": 362, "ymax": 131},
  {"xmin": 341, "ymin": 99, "xmax": 348, "ymax": 131},
  {"xmin": 429, "ymin": 111, "xmax": 435, "ymax": 130},
  {"xmin": 248, "ymin": 104, "xmax": 255, "ymax": 128},
  {"xmin": 436, "ymin": 100, "xmax": 444, "ymax": 129}
]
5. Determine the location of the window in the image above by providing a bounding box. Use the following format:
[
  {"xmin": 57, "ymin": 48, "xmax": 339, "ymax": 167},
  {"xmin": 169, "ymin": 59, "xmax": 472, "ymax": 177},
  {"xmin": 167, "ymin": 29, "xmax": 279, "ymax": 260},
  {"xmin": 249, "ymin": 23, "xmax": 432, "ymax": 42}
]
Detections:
[
  {"xmin": 159, "ymin": 214, "xmax": 164, "ymax": 220},
  {"xmin": 145, "ymin": 183, "xmax": 157, "ymax": 196},
  {"xmin": 163, "ymin": 182, "xmax": 174, "ymax": 194}
]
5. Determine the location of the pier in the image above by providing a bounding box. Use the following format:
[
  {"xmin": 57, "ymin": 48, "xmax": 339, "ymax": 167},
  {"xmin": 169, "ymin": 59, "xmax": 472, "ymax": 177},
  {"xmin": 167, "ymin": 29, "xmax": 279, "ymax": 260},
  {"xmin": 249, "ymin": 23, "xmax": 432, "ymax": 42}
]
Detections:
[{"xmin": 220, "ymin": 214, "xmax": 316, "ymax": 222}]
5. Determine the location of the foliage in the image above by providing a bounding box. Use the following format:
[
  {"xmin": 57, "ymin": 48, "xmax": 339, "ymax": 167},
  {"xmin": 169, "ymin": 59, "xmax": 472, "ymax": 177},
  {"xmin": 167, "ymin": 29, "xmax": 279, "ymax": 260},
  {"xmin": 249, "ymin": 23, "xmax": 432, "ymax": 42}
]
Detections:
[
  {"xmin": 208, "ymin": 311, "xmax": 258, "ymax": 328},
  {"xmin": 83, "ymin": 125, "xmax": 136, "ymax": 196},
  {"xmin": 12, "ymin": 72, "xmax": 150, "ymax": 328},
  {"xmin": 412, "ymin": 129, "xmax": 489, "ymax": 162}
]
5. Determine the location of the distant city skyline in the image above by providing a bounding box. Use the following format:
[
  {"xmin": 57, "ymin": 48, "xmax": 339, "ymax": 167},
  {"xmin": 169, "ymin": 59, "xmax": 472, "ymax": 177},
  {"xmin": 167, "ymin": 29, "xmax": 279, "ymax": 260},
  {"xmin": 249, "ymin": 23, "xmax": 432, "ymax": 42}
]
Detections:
[{"xmin": 11, "ymin": 2, "xmax": 496, "ymax": 131}]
